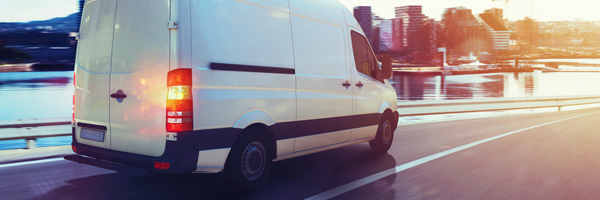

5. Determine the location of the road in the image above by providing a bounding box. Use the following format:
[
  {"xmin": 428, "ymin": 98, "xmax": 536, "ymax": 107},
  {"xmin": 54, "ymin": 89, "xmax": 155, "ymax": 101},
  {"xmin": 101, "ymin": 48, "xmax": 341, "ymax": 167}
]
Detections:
[{"xmin": 3, "ymin": 107, "xmax": 600, "ymax": 199}]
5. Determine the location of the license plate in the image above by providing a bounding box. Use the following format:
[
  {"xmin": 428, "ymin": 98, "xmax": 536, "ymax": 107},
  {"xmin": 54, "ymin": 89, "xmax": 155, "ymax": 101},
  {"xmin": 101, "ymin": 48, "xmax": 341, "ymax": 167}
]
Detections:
[{"xmin": 80, "ymin": 128, "xmax": 105, "ymax": 142}]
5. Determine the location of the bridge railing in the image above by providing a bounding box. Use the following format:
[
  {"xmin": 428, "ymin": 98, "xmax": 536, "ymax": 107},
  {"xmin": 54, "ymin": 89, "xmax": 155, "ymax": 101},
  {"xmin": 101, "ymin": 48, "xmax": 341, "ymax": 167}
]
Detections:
[
  {"xmin": 397, "ymin": 95, "xmax": 600, "ymax": 116},
  {"xmin": 0, "ymin": 118, "xmax": 71, "ymax": 149},
  {"xmin": 2, "ymin": 95, "xmax": 600, "ymax": 149}
]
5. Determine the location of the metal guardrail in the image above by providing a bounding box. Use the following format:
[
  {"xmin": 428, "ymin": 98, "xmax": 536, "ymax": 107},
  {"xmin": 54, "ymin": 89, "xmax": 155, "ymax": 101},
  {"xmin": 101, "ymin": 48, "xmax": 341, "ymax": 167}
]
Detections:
[
  {"xmin": 0, "ymin": 117, "xmax": 71, "ymax": 149},
  {"xmin": 397, "ymin": 95, "xmax": 600, "ymax": 116},
  {"xmin": 3, "ymin": 95, "xmax": 600, "ymax": 149}
]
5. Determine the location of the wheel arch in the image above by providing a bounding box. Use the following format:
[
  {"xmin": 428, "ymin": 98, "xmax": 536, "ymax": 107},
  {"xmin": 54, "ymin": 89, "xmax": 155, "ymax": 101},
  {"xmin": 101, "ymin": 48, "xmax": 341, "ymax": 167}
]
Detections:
[
  {"xmin": 226, "ymin": 123, "xmax": 278, "ymax": 163},
  {"xmin": 381, "ymin": 108, "xmax": 398, "ymax": 131},
  {"xmin": 232, "ymin": 110, "xmax": 277, "ymax": 129}
]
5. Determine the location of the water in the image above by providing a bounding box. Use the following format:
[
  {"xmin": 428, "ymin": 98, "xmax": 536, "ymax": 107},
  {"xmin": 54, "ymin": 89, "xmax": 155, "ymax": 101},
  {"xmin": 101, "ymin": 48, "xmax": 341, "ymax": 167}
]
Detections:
[
  {"xmin": 532, "ymin": 58, "xmax": 600, "ymax": 65},
  {"xmin": 526, "ymin": 58, "xmax": 600, "ymax": 71},
  {"xmin": 391, "ymin": 71, "xmax": 600, "ymax": 124},
  {"xmin": 3, "ymin": 61, "xmax": 600, "ymax": 150},
  {"xmin": 392, "ymin": 71, "xmax": 600, "ymax": 101},
  {"xmin": 0, "ymin": 71, "xmax": 73, "ymax": 150}
]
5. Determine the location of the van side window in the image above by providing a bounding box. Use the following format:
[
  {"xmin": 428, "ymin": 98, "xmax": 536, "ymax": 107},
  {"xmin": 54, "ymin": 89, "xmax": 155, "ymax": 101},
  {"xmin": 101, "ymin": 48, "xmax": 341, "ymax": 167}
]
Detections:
[{"xmin": 351, "ymin": 31, "xmax": 380, "ymax": 81}]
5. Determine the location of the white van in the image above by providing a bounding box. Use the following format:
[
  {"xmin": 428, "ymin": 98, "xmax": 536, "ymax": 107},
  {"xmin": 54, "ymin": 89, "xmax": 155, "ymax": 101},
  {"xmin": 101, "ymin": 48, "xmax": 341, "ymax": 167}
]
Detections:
[{"xmin": 65, "ymin": 0, "xmax": 399, "ymax": 193}]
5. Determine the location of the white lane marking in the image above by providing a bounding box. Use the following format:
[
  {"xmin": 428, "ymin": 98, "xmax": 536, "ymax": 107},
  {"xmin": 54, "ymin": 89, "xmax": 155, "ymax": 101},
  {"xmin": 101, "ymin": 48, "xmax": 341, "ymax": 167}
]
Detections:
[
  {"xmin": 305, "ymin": 111, "xmax": 600, "ymax": 200},
  {"xmin": 0, "ymin": 157, "xmax": 65, "ymax": 169}
]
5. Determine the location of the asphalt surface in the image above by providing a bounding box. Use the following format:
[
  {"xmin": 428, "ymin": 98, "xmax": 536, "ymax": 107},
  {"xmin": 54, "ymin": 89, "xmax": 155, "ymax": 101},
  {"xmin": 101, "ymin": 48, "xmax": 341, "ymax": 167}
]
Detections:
[{"xmin": 3, "ymin": 107, "xmax": 600, "ymax": 200}]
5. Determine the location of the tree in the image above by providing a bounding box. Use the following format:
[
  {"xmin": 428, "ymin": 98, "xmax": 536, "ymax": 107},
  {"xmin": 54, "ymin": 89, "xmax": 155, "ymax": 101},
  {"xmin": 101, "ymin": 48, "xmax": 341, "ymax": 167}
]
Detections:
[
  {"xmin": 580, "ymin": 38, "xmax": 592, "ymax": 47},
  {"xmin": 0, "ymin": 44, "xmax": 33, "ymax": 62}
]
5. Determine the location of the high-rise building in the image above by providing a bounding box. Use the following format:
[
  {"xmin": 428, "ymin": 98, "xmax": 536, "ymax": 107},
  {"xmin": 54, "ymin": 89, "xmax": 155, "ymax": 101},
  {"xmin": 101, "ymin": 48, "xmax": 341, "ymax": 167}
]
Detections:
[
  {"xmin": 372, "ymin": 15, "xmax": 385, "ymax": 53},
  {"xmin": 354, "ymin": 6, "xmax": 373, "ymax": 44},
  {"xmin": 442, "ymin": 7, "xmax": 493, "ymax": 55},
  {"xmin": 395, "ymin": 5, "xmax": 428, "ymax": 51},
  {"xmin": 378, "ymin": 19, "xmax": 394, "ymax": 52},
  {"xmin": 515, "ymin": 17, "xmax": 539, "ymax": 53},
  {"xmin": 422, "ymin": 19, "xmax": 438, "ymax": 53},
  {"xmin": 392, "ymin": 18, "xmax": 403, "ymax": 52},
  {"xmin": 479, "ymin": 8, "xmax": 510, "ymax": 53}
]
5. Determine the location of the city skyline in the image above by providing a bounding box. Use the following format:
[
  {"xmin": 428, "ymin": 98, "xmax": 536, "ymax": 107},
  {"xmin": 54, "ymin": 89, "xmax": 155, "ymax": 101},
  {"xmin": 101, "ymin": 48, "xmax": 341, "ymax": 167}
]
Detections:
[{"xmin": 337, "ymin": 0, "xmax": 600, "ymax": 21}]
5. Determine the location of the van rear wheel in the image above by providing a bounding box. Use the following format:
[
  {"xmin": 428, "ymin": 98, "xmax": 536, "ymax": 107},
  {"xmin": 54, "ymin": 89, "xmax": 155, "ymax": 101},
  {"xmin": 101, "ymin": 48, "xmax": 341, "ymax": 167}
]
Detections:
[
  {"xmin": 369, "ymin": 117, "xmax": 394, "ymax": 154},
  {"xmin": 225, "ymin": 128, "xmax": 272, "ymax": 193}
]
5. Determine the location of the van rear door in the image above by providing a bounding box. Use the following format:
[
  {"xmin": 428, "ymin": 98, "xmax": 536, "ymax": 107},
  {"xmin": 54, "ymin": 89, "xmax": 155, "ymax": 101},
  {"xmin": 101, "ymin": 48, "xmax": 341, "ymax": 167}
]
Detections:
[
  {"xmin": 75, "ymin": 0, "xmax": 117, "ymax": 149},
  {"xmin": 108, "ymin": 0, "xmax": 171, "ymax": 157}
]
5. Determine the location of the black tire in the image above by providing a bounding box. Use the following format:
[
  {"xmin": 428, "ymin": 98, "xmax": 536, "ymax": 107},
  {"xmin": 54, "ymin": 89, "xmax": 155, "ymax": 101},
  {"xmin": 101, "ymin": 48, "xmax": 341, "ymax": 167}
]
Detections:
[
  {"xmin": 224, "ymin": 128, "xmax": 273, "ymax": 193},
  {"xmin": 369, "ymin": 116, "xmax": 394, "ymax": 154}
]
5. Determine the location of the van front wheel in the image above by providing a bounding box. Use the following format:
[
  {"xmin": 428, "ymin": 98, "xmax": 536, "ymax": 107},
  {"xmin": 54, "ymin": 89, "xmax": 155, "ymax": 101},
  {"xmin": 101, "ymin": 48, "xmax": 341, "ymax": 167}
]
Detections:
[
  {"xmin": 369, "ymin": 117, "xmax": 394, "ymax": 154},
  {"xmin": 225, "ymin": 128, "xmax": 273, "ymax": 193}
]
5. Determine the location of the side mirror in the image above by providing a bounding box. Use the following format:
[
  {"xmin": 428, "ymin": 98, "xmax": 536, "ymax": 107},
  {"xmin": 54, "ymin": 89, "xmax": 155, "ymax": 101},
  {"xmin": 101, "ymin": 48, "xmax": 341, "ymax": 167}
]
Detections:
[
  {"xmin": 381, "ymin": 55, "xmax": 392, "ymax": 79},
  {"xmin": 361, "ymin": 61, "xmax": 371, "ymax": 75}
]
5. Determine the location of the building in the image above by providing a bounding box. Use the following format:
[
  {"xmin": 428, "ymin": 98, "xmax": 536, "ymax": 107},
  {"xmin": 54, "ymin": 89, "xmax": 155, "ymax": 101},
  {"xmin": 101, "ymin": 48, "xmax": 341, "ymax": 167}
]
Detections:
[
  {"xmin": 354, "ymin": 6, "xmax": 373, "ymax": 44},
  {"xmin": 479, "ymin": 8, "xmax": 510, "ymax": 54},
  {"xmin": 371, "ymin": 15, "xmax": 385, "ymax": 53},
  {"xmin": 422, "ymin": 19, "xmax": 438, "ymax": 53},
  {"xmin": 395, "ymin": 5, "xmax": 428, "ymax": 52},
  {"xmin": 514, "ymin": 17, "xmax": 540, "ymax": 53},
  {"xmin": 442, "ymin": 7, "xmax": 493, "ymax": 55},
  {"xmin": 491, "ymin": 31, "xmax": 510, "ymax": 52},
  {"xmin": 392, "ymin": 18, "xmax": 403, "ymax": 52},
  {"xmin": 378, "ymin": 19, "xmax": 394, "ymax": 52}
]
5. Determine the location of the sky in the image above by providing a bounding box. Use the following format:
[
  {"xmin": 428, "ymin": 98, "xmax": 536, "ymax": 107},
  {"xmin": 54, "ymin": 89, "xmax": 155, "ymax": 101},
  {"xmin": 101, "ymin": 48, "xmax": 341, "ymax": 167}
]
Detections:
[
  {"xmin": 0, "ymin": 0, "xmax": 78, "ymax": 22},
  {"xmin": 0, "ymin": 0, "xmax": 599, "ymax": 22}
]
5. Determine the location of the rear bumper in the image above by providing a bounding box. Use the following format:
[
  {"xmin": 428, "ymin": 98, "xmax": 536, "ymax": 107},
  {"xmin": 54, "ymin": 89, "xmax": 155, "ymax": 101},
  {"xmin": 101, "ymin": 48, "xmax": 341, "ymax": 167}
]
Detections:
[
  {"xmin": 69, "ymin": 128, "xmax": 199, "ymax": 174},
  {"xmin": 65, "ymin": 154, "xmax": 153, "ymax": 176}
]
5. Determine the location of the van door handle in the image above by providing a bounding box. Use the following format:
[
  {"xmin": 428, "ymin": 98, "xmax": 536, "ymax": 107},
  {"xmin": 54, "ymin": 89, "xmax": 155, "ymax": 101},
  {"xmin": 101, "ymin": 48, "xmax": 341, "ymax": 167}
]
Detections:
[
  {"xmin": 342, "ymin": 81, "xmax": 351, "ymax": 87},
  {"xmin": 110, "ymin": 90, "xmax": 127, "ymax": 99},
  {"xmin": 356, "ymin": 81, "xmax": 364, "ymax": 87},
  {"xmin": 110, "ymin": 93, "xmax": 127, "ymax": 98}
]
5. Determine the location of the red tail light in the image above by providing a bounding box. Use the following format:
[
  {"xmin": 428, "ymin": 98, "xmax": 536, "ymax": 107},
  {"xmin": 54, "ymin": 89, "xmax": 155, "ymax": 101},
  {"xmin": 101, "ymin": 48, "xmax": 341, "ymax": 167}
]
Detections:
[
  {"xmin": 154, "ymin": 161, "xmax": 170, "ymax": 169},
  {"xmin": 166, "ymin": 69, "xmax": 193, "ymax": 132}
]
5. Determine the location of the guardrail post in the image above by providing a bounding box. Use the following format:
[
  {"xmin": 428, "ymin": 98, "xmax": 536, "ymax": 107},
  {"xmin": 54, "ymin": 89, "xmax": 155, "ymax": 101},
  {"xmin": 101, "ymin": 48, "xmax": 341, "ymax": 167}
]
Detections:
[
  {"xmin": 558, "ymin": 106, "xmax": 562, "ymax": 111},
  {"xmin": 26, "ymin": 138, "xmax": 37, "ymax": 149}
]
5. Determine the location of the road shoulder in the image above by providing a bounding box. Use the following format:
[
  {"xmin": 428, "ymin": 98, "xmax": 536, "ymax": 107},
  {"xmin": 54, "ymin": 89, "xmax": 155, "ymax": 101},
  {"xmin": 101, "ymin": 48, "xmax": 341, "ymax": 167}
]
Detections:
[{"xmin": 0, "ymin": 145, "xmax": 72, "ymax": 165}]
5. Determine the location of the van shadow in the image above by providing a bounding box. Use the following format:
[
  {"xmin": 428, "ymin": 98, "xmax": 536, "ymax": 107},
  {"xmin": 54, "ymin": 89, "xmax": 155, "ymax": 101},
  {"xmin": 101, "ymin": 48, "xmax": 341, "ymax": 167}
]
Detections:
[{"xmin": 36, "ymin": 144, "xmax": 397, "ymax": 200}]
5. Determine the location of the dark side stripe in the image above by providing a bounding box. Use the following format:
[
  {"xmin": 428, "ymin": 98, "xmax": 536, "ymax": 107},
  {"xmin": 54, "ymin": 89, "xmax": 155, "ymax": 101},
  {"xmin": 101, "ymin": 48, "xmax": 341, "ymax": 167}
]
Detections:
[
  {"xmin": 210, "ymin": 62, "xmax": 295, "ymax": 75},
  {"xmin": 192, "ymin": 113, "xmax": 381, "ymax": 151}
]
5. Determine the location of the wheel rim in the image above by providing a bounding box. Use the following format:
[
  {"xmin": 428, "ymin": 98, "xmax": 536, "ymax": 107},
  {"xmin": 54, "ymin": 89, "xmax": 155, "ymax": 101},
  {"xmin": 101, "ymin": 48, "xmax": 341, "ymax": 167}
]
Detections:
[
  {"xmin": 382, "ymin": 120, "xmax": 392, "ymax": 144},
  {"xmin": 241, "ymin": 141, "xmax": 266, "ymax": 181}
]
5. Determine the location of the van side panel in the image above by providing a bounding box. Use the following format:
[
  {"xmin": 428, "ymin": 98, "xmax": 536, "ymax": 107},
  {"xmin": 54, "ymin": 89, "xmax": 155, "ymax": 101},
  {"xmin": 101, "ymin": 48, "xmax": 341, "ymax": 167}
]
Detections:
[
  {"xmin": 191, "ymin": 0, "xmax": 296, "ymax": 157},
  {"xmin": 174, "ymin": 0, "xmax": 193, "ymax": 71},
  {"xmin": 289, "ymin": 0, "xmax": 354, "ymax": 152},
  {"xmin": 192, "ymin": 0, "xmax": 294, "ymax": 69},
  {"xmin": 342, "ymin": 3, "xmax": 362, "ymax": 32}
]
